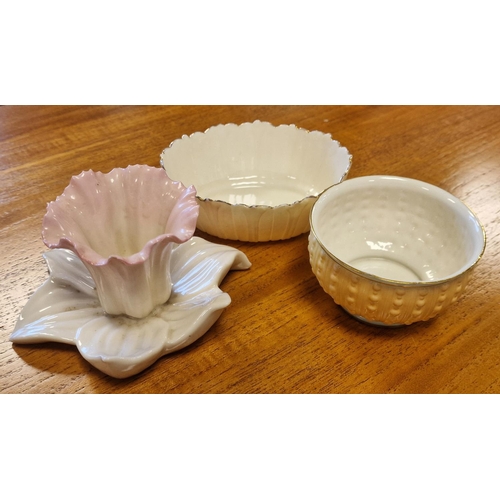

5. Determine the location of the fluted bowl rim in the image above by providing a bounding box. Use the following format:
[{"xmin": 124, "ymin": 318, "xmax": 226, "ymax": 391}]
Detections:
[{"xmin": 160, "ymin": 120, "xmax": 352, "ymax": 210}]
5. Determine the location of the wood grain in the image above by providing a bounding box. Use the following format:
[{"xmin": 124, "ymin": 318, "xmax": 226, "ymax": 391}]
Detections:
[{"xmin": 1, "ymin": 105, "xmax": 500, "ymax": 393}]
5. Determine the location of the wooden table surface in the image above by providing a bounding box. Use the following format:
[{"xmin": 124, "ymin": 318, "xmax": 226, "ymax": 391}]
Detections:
[{"xmin": 1, "ymin": 105, "xmax": 499, "ymax": 394}]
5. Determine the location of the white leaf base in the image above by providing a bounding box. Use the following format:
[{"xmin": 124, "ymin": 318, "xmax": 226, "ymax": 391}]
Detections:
[{"xmin": 10, "ymin": 237, "xmax": 251, "ymax": 378}]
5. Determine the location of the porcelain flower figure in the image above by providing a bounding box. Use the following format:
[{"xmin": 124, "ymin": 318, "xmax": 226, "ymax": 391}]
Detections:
[{"xmin": 42, "ymin": 165, "xmax": 199, "ymax": 319}]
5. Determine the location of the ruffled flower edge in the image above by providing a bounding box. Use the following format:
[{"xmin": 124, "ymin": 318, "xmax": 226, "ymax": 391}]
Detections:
[{"xmin": 42, "ymin": 165, "xmax": 200, "ymax": 266}]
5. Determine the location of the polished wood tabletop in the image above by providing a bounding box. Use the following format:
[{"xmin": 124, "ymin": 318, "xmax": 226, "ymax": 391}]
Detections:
[{"xmin": 1, "ymin": 105, "xmax": 499, "ymax": 394}]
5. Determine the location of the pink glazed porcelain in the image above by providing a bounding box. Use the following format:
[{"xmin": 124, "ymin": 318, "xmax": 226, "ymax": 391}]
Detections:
[{"xmin": 42, "ymin": 165, "xmax": 199, "ymax": 318}]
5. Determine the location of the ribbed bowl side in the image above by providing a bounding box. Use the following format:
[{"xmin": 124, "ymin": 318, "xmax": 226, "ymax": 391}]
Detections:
[
  {"xmin": 198, "ymin": 197, "xmax": 315, "ymax": 242},
  {"xmin": 308, "ymin": 232, "xmax": 473, "ymax": 325}
]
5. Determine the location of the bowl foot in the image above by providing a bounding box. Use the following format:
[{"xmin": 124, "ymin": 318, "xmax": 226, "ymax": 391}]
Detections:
[{"xmin": 341, "ymin": 308, "xmax": 405, "ymax": 328}]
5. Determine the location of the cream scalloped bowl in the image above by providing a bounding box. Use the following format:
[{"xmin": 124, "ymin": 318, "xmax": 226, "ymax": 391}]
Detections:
[
  {"xmin": 160, "ymin": 120, "xmax": 352, "ymax": 242},
  {"xmin": 308, "ymin": 175, "xmax": 486, "ymax": 326}
]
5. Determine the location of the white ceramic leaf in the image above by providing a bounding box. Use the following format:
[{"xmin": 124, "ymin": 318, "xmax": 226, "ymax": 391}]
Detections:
[
  {"xmin": 11, "ymin": 250, "xmax": 102, "ymax": 345},
  {"xmin": 10, "ymin": 237, "xmax": 251, "ymax": 378}
]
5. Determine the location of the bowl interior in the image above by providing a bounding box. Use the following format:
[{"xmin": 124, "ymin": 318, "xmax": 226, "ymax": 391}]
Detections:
[
  {"xmin": 311, "ymin": 176, "xmax": 485, "ymax": 283},
  {"xmin": 160, "ymin": 121, "xmax": 351, "ymax": 207}
]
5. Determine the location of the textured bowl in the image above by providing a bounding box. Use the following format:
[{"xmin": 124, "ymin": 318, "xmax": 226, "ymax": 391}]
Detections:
[
  {"xmin": 42, "ymin": 165, "xmax": 199, "ymax": 318},
  {"xmin": 308, "ymin": 175, "xmax": 486, "ymax": 326},
  {"xmin": 160, "ymin": 120, "xmax": 352, "ymax": 241}
]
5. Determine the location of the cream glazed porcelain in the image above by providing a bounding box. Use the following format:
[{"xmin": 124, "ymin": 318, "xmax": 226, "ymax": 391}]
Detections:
[
  {"xmin": 42, "ymin": 165, "xmax": 199, "ymax": 319},
  {"xmin": 308, "ymin": 176, "xmax": 486, "ymax": 326},
  {"xmin": 160, "ymin": 120, "xmax": 352, "ymax": 242},
  {"xmin": 10, "ymin": 239, "xmax": 251, "ymax": 378}
]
